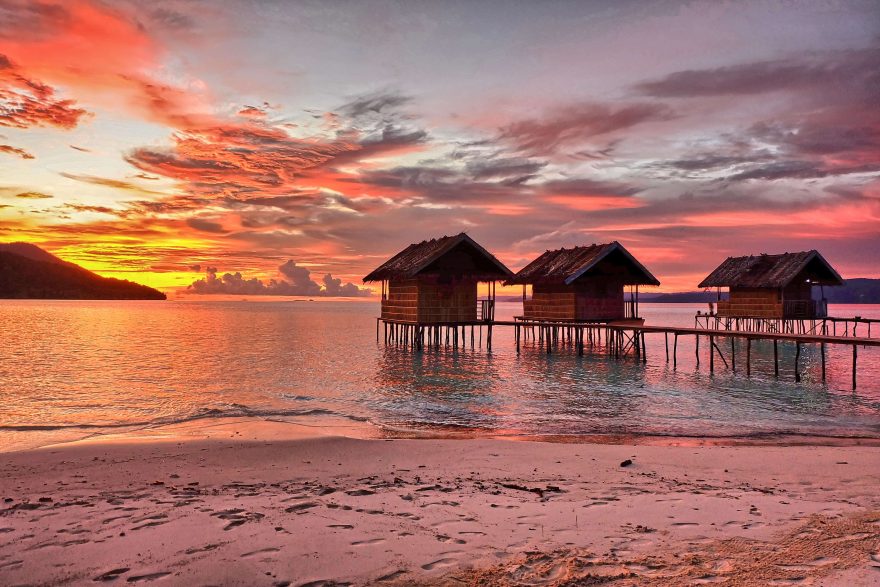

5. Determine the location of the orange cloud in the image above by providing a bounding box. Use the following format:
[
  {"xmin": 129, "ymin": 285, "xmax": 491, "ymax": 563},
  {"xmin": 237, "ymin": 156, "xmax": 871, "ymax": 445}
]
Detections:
[{"xmin": 0, "ymin": 144, "xmax": 35, "ymax": 159}]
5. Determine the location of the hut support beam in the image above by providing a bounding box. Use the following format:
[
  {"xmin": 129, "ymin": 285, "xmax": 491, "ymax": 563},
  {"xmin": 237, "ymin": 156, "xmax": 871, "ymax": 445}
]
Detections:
[{"xmin": 774, "ymin": 340, "xmax": 779, "ymax": 378}]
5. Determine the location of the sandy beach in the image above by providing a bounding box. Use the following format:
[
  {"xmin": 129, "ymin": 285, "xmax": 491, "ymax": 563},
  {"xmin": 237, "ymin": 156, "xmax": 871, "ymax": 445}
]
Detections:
[{"xmin": 1, "ymin": 421, "xmax": 878, "ymax": 586}]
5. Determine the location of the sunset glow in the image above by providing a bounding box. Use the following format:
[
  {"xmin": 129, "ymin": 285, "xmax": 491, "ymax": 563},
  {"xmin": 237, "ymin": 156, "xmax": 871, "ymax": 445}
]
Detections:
[{"xmin": 1, "ymin": 0, "xmax": 878, "ymax": 294}]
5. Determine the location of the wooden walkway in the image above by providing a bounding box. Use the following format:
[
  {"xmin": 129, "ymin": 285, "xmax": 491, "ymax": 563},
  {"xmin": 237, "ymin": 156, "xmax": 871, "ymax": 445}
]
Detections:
[
  {"xmin": 376, "ymin": 317, "xmax": 879, "ymax": 389},
  {"xmin": 694, "ymin": 314, "xmax": 879, "ymax": 338}
]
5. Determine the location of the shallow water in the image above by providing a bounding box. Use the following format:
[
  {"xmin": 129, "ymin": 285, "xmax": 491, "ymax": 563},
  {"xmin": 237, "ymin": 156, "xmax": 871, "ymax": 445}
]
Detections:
[{"xmin": 1, "ymin": 300, "xmax": 878, "ymax": 451}]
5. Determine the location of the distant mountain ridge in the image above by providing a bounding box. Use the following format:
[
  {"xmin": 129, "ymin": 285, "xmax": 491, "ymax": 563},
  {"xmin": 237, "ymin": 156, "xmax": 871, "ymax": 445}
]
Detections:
[{"xmin": 0, "ymin": 242, "xmax": 166, "ymax": 300}]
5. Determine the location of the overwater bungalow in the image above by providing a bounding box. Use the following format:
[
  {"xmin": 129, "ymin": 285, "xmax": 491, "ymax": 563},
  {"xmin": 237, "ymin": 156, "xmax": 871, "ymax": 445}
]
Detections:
[
  {"xmin": 363, "ymin": 233, "xmax": 512, "ymax": 323},
  {"xmin": 506, "ymin": 241, "xmax": 660, "ymax": 322},
  {"xmin": 698, "ymin": 250, "xmax": 844, "ymax": 319}
]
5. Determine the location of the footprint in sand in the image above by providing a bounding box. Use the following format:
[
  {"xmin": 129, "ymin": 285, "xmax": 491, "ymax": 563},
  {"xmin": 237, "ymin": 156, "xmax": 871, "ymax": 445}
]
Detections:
[
  {"xmin": 241, "ymin": 547, "xmax": 281, "ymax": 558},
  {"xmin": 345, "ymin": 489, "xmax": 376, "ymax": 496},
  {"xmin": 285, "ymin": 502, "xmax": 319, "ymax": 513},
  {"xmin": 125, "ymin": 571, "xmax": 171, "ymax": 583},
  {"xmin": 692, "ymin": 576, "xmax": 726, "ymax": 584},
  {"xmin": 131, "ymin": 520, "xmax": 168, "ymax": 531},
  {"xmin": 671, "ymin": 522, "xmax": 699, "ymax": 527},
  {"xmin": 93, "ymin": 568, "xmax": 130, "ymax": 582},
  {"xmin": 351, "ymin": 538, "xmax": 385, "ymax": 546},
  {"xmin": 328, "ymin": 524, "xmax": 354, "ymax": 529},
  {"xmin": 184, "ymin": 543, "xmax": 222, "ymax": 555},
  {"xmin": 421, "ymin": 558, "xmax": 458, "ymax": 571},
  {"xmin": 376, "ymin": 570, "xmax": 405, "ymax": 582}
]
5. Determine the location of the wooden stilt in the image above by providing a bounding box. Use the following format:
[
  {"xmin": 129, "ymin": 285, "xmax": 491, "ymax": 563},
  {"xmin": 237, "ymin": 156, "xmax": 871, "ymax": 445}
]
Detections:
[
  {"xmin": 709, "ymin": 335, "xmax": 714, "ymax": 374},
  {"xmin": 673, "ymin": 334, "xmax": 678, "ymax": 370},
  {"xmin": 852, "ymin": 345, "xmax": 857, "ymax": 390},
  {"xmin": 730, "ymin": 337, "xmax": 736, "ymax": 372},
  {"xmin": 773, "ymin": 339, "xmax": 779, "ymax": 378},
  {"xmin": 794, "ymin": 342, "xmax": 801, "ymax": 383},
  {"xmin": 746, "ymin": 338, "xmax": 751, "ymax": 377},
  {"xmin": 821, "ymin": 343, "xmax": 826, "ymax": 382}
]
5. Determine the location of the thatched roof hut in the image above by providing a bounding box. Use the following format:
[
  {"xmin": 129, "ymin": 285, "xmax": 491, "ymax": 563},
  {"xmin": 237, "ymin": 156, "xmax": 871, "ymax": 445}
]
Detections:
[
  {"xmin": 364, "ymin": 233, "xmax": 511, "ymax": 323},
  {"xmin": 699, "ymin": 250, "xmax": 844, "ymax": 319},
  {"xmin": 507, "ymin": 241, "xmax": 659, "ymax": 321}
]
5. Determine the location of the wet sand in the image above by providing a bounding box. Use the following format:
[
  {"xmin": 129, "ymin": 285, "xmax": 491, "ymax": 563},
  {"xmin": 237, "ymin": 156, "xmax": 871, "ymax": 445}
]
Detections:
[{"xmin": 1, "ymin": 422, "xmax": 878, "ymax": 586}]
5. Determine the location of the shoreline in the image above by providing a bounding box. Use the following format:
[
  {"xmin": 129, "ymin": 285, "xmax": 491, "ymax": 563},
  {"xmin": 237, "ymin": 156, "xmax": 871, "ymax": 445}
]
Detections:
[
  {"xmin": 4, "ymin": 414, "xmax": 880, "ymax": 455},
  {"xmin": 1, "ymin": 432, "xmax": 878, "ymax": 585}
]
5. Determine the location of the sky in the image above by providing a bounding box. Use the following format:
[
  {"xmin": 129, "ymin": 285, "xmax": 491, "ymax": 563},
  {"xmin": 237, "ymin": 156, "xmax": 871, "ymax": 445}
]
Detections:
[{"xmin": 0, "ymin": 0, "xmax": 878, "ymax": 295}]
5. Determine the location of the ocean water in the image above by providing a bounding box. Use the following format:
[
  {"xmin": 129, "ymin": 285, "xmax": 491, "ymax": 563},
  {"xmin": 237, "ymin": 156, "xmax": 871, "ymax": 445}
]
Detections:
[{"xmin": 1, "ymin": 300, "xmax": 878, "ymax": 451}]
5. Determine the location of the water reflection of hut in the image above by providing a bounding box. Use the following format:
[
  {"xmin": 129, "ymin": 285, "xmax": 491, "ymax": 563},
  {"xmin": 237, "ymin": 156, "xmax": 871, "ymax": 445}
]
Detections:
[
  {"xmin": 506, "ymin": 241, "xmax": 660, "ymax": 322},
  {"xmin": 698, "ymin": 251, "xmax": 844, "ymax": 319},
  {"xmin": 363, "ymin": 233, "xmax": 512, "ymax": 323}
]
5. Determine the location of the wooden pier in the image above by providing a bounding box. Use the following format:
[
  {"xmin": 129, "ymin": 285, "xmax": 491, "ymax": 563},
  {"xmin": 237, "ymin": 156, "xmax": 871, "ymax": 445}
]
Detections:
[
  {"xmin": 376, "ymin": 317, "xmax": 879, "ymax": 390},
  {"xmin": 694, "ymin": 313, "xmax": 879, "ymax": 338}
]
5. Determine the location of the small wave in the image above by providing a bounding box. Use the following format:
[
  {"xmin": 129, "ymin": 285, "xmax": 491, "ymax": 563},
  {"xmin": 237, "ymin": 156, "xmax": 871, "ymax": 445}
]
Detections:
[{"xmin": 0, "ymin": 404, "xmax": 372, "ymax": 433}]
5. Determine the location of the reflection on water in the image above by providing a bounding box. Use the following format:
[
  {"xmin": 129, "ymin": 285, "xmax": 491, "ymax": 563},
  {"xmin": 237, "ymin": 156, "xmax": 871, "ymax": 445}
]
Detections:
[{"xmin": 0, "ymin": 300, "xmax": 878, "ymax": 450}]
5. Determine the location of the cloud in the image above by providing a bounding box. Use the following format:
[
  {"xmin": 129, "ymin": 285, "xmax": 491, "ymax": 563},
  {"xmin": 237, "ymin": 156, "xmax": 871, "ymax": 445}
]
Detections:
[
  {"xmin": 186, "ymin": 217, "xmax": 227, "ymax": 233},
  {"xmin": 125, "ymin": 122, "xmax": 359, "ymax": 198},
  {"xmin": 124, "ymin": 90, "xmax": 430, "ymax": 202},
  {"xmin": 187, "ymin": 260, "xmax": 370, "ymax": 296},
  {"xmin": 498, "ymin": 102, "xmax": 671, "ymax": 155},
  {"xmin": 0, "ymin": 144, "xmax": 34, "ymax": 159},
  {"xmin": 14, "ymin": 191, "xmax": 52, "ymax": 199},
  {"xmin": 59, "ymin": 171, "xmax": 165, "ymax": 194},
  {"xmin": 0, "ymin": 54, "xmax": 90, "ymax": 130},
  {"xmin": 634, "ymin": 45, "xmax": 879, "ymax": 99},
  {"xmin": 639, "ymin": 44, "xmax": 880, "ymax": 183}
]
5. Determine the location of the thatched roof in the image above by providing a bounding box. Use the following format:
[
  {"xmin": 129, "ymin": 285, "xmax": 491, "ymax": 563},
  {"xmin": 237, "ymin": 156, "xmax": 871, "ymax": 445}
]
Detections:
[
  {"xmin": 698, "ymin": 250, "xmax": 844, "ymax": 288},
  {"xmin": 363, "ymin": 233, "xmax": 512, "ymax": 282},
  {"xmin": 505, "ymin": 241, "xmax": 660, "ymax": 286}
]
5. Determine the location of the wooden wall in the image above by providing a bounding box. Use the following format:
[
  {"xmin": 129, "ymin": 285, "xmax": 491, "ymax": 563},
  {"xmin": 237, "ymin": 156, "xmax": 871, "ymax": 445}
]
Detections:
[
  {"xmin": 523, "ymin": 280, "xmax": 625, "ymax": 321},
  {"xmin": 381, "ymin": 278, "xmax": 419, "ymax": 322},
  {"xmin": 718, "ymin": 287, "xmax": 783, "ymax": 318},
  {"xmin": 380, "ymin": 277, "xmax": 477, "ymax": 323}
]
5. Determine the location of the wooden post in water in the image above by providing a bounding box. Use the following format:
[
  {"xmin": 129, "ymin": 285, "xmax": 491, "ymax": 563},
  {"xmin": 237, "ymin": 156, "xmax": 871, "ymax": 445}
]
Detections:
[
  {"xmin": 664, "ymin": 332, "xmax": 669, "ymax": 362},
  {"xmin": 852, "ymin": 344, "xmax": 857, "ymax": 390},
  {"xmin": 709, "ymin": 335, "xmax": 714, "ymax": 374},
  {"xmin": 773, "ymin": 339, "xmax": 779, "ymax": 377},
  {"xmin": 673, "ymin": 334, "xmax": 678, "ymax": 369},
  {"xmin": 730, "ymin": 337, "xmax": 736, "ymax": 372},
  {"xmin": 794, "ymin": 342, "xmax": 801, "ymax": 383},
  {"xmin": 695, "ymin": 334, "xmax": 700, "ymax": 367},
  {"xmin": 821, "ymin": 343, "xmax": 826, "ymax": 382},
  {"xmin": 746, "ymin": 338, "xmax": 751, "ymax": 377}
]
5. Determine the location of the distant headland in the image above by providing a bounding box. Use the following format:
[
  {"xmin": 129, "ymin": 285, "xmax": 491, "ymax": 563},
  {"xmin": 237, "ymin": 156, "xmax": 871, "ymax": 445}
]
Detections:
[{"xmin": 0, "ymin": 242, "xmax": 166, "ymax": 300}]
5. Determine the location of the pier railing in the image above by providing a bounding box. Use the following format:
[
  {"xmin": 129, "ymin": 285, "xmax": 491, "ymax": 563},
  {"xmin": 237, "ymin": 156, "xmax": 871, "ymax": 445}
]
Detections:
[{"xmin": 478, "ymin": 299, "xmax": 495, "ymax": 321}]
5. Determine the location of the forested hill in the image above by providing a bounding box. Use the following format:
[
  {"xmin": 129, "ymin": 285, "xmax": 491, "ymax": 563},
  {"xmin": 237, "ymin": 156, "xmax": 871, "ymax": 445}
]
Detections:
[{"xmin": 0, "ymin": 243, "xmax": 166, "ymax": 300}]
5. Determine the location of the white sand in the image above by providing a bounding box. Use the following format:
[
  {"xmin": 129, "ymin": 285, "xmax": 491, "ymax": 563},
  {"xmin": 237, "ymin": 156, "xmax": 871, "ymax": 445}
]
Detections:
[{"xmin": 1, "ymin": 422, "xmax": 878, "ymax": 586}]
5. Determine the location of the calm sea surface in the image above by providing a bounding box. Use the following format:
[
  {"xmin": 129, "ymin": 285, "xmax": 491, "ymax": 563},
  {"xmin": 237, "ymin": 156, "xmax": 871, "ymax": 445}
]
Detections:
[{"xmin": 1, "ymin": 300, "xmax": 879, "ymax": 451}]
